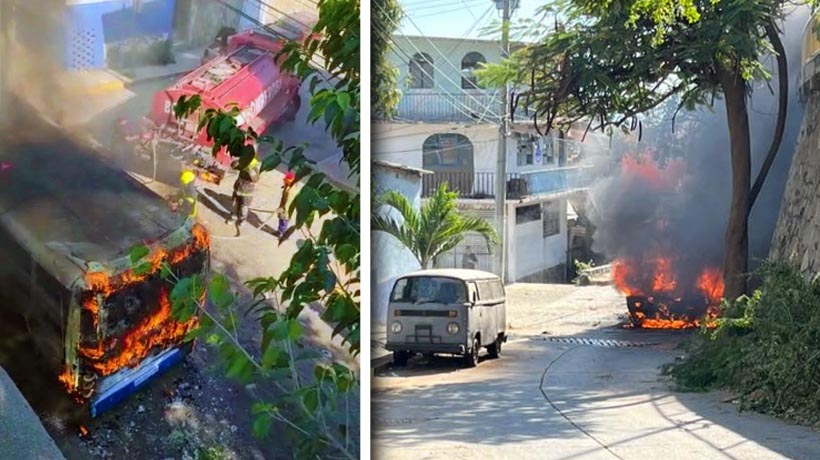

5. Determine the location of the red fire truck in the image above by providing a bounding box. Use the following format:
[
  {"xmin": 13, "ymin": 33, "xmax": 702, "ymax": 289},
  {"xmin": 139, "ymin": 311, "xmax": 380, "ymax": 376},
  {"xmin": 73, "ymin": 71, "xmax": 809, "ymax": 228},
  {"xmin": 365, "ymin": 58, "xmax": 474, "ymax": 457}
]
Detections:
[{"xmin": 144, "ymin": 28, "xmax": 305, "ymax": 181}]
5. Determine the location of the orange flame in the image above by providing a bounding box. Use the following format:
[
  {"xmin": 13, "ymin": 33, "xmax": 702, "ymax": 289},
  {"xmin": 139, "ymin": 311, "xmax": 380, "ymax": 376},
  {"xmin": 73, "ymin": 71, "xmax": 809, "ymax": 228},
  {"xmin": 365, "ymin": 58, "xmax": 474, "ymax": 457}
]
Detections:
[
  {"xmin": 651, "ymin": 258, "xmax": 677, "ymax": 293},
  {"xmin": 65, "ymin": 227, "xmax": 210, "ymax": 396},
  {"xmin": 79, "ymin": 288, "xmax": 198, "ymax": 376},
  {"xmin": 615, "ymin": 256, "xmax": 724, "ymax": 329},
  {"xmin": 697, "ymin": 267, "xmax": 725, "ymax": 306}
]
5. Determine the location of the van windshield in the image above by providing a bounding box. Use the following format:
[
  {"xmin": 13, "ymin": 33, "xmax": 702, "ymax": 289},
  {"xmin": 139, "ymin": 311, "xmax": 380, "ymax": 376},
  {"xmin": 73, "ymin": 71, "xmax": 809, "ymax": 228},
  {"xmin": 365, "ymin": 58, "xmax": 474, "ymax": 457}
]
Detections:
[{"xmin": 391, "ymin": 277, "xmax": 467, "ymax": 304}]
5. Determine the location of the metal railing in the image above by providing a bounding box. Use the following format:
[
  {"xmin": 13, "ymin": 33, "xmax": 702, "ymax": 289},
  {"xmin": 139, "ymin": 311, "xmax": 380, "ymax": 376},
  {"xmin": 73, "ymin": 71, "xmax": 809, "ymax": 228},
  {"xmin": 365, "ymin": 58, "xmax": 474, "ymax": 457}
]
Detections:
[
  {"xmin": 422, "ymin": 166, "xmax": 597, "ymax": 199},
  {"xmin": 396, "ymin": 91, "xmax": 527, "ymax": 123}
]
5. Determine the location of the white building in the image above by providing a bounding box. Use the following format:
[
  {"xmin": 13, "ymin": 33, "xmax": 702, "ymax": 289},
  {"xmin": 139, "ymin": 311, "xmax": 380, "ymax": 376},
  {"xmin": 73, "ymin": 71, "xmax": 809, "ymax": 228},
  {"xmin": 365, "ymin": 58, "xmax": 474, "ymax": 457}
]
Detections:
[
  {"xmin": 374, "ymin": 34, "xmax": 610, "ymax": 283},
  {"xmin": 372, "ymin": 161, "xmax": 431, "ymax": 325}
]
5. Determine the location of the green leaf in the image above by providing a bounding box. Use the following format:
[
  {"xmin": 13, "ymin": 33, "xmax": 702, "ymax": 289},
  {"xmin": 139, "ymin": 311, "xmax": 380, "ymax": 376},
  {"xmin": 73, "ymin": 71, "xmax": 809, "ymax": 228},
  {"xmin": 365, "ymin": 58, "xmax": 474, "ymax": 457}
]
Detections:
[
  {"xmin": 208, "ymin": 274, "xmax": 235, "ymax": 310},
  {"xmin": 160, "ymin": 263, "xmax": 174, "ymax": 280},
  {"xmin": 303, "ymin": 390, "xmax": 319, "ymax": 412},
  {"xmin": 288, "ymin": 319, "xmax": 304, "ymax": 341},
  {"xmin": 252, "ymin": 414, "xmax": 273, "ymax": 439},
  {"xmin": 132, "ymin": 261, "xmax": 152, "ymax": 276},
  {"xmin": 129, "ymin": 245, "xmax": 150, "ymax": 264},
  {"xmin": 261, "ymin": 344, "xmax": 282, "ymax": 369},
  {"xmin": 336, "ymin": 92, "xmax": 350, "ymax": 111}
]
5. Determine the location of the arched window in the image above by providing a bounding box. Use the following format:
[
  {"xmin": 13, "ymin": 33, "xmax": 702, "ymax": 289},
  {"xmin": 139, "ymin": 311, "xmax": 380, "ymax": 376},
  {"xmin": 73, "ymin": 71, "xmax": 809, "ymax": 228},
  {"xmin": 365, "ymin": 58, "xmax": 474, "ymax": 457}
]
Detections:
[
  {"xmin": 461, "ymin": 52, "xmax": 487, "ymax": 89},
  {"xmin": 422, "ymin": 133, "xmax": 474, "ymax": 170},
  {"xmin": 409, "ymin": 53, "xmax": 434, "ymax": 89},
  {"xmin": 422, "ymin": 133, "xmax": 478, "ymax": 196}
]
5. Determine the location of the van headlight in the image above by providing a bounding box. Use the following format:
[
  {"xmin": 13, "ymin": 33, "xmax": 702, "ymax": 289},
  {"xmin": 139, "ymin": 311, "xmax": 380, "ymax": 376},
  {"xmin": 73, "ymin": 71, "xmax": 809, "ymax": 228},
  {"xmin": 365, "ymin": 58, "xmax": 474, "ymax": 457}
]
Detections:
[
  {"xmin": 447, "ymin": 322, "xmax": 460, "ymax": 335},
  {"xmin": 390, "ymin": 321, "xmax": 403, "ymax": 333}
]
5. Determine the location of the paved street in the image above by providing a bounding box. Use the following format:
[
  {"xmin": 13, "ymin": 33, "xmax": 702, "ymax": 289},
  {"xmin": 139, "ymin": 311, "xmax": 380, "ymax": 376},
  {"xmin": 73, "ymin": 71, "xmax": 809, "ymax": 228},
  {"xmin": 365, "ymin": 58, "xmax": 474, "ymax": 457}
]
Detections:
[{"xmin": 373, "ymin": 285, "xmax": 820, "ymax": 460}]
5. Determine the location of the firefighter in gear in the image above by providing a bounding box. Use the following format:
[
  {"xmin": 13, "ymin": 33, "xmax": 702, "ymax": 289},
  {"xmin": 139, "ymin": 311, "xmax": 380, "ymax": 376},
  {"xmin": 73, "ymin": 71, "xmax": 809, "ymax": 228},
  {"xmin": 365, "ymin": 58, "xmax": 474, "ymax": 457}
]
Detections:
[
  {"xmin": 227, "ymin": 156, "xmax": 261, "ymax": 236},
  {"xmin": 177, "ymin": 170, "xmax": 198, "ymax": 219}
]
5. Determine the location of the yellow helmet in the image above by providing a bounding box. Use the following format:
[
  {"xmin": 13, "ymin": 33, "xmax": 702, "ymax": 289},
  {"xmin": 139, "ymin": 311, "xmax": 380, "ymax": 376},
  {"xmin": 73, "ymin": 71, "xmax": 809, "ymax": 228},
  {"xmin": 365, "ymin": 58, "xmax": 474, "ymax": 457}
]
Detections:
[{"xmin": 180, "ymin": 170, "xmax": 196, "ymax": 185}]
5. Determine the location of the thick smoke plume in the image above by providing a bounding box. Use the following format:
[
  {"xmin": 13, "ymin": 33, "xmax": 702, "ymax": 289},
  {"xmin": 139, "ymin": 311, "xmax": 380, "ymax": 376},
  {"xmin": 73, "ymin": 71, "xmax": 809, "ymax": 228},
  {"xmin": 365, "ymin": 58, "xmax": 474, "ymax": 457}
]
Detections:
[{"xmin": 589, "ymin": 6, "xmax": 810, "ymax": 291}]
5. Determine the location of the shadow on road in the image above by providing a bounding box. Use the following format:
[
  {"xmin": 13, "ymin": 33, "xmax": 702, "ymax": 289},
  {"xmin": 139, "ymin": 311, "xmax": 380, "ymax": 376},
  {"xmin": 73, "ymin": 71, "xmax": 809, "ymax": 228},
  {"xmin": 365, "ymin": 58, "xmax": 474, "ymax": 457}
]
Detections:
[{"xmin": 374, "ymin": 325, "xmax": 820, "ymax": 459}]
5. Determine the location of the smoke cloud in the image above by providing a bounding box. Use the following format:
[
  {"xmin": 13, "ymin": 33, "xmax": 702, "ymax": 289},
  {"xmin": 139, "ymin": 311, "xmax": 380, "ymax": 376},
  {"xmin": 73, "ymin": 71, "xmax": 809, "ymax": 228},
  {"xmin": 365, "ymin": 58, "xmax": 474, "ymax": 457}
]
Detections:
[{"xmin": 588, "ymin": 5, "xmax": 810, "ymax": 288}]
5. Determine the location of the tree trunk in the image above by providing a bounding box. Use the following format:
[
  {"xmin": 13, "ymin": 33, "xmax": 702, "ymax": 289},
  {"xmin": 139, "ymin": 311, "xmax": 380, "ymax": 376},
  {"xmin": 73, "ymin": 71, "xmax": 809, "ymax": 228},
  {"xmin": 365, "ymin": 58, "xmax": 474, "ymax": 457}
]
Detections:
[{"xmin": 720, "ymin": 69, "xmax": 751, "ymax": 299}]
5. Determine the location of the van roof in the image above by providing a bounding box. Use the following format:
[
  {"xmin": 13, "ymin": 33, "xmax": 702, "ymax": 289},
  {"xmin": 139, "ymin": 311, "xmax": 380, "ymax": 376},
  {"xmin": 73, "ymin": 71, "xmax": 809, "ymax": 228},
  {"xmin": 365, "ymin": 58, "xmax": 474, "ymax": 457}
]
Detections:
[
  {"xmin": 0, "ymin": 120, "xmax": 185, "ymax": 287},
  {"xmin": 400, "ymin": 268, "xmax": 500, "ymax": 281}
]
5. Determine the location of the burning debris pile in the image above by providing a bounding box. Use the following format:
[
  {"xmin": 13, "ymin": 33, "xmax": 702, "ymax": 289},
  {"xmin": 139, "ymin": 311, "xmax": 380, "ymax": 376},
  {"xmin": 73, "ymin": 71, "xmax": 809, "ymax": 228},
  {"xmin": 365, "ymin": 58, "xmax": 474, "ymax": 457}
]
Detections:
[{"xmin": 591, "ymin": 154, "xmax": 726, "ymax": 328}]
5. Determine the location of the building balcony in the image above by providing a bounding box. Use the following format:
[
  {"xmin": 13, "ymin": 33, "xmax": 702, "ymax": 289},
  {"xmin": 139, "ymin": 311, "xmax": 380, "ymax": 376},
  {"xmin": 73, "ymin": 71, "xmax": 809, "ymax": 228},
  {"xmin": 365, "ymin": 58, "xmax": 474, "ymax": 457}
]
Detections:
[
  {"xmin": 422, "ymin": 166, "xmax": 596, "ymax": 200},
  {"xmin": 395, "ymin": 91, "xmax": 529, "ymax": 123}
]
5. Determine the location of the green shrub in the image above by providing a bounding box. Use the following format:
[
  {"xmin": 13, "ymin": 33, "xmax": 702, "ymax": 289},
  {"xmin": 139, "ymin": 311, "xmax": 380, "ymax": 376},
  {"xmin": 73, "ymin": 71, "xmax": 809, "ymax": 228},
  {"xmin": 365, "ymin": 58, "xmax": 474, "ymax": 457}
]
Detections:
[{"xmin": 665, "ymin": 262, "xmax": 820, "ymax": 424}]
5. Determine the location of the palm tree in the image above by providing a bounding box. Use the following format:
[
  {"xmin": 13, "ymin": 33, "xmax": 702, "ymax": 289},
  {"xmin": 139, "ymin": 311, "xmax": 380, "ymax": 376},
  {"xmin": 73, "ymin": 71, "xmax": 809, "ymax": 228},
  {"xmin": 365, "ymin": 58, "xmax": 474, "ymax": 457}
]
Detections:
[{"xmin": 373, "ymin": 183, "xmax": 499, "ymax": 269}]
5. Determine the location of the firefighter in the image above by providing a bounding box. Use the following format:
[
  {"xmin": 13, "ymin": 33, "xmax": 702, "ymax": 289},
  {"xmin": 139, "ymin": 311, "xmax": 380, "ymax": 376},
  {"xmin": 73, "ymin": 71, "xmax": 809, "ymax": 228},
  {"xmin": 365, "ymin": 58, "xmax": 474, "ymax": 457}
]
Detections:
[
  {"xmin": 227, "ymin": 156, "xmax": 261, "ymax": 236},
  {"xmin": 177, "ymin": 170, "xmax": 198, "ymax": 219}
]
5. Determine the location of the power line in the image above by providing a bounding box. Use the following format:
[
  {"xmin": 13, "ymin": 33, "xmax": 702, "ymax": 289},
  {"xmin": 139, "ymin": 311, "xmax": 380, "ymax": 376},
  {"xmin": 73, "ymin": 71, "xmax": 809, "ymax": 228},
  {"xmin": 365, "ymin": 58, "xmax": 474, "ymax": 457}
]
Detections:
[
  {"xmin": 372, "ymin": 19, "xmax": 500, "ymax": 121},
  {"xmin": 403, "ymin": 0, "xmax": 485, "ymax": 14},
  {"xmin": 374, "ymin": 2, "xmax": 503, "ymax": 120},
  {"xmin": 373, "ymin": 23, "xmax": 502, "ymax": 123},
  {"xmin": 397, "ymin": 3, "xmax": 505, "ymax": 108}
]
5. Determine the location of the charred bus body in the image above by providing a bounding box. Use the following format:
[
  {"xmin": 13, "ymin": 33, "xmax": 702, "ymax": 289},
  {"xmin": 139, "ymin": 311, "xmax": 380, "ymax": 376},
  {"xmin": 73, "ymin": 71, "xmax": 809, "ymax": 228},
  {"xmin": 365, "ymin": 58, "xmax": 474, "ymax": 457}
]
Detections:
[{"xmin": 0, "ymin": 122, "xmax": 210, "ymax": 417}]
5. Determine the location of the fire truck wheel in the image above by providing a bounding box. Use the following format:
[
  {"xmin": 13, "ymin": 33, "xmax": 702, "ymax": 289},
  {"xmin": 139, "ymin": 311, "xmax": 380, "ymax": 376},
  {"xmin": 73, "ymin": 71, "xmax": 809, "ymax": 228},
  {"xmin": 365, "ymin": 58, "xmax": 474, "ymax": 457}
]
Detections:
[{"xmin": 464, "ymin": 337, "xmax": 479, "ymax": 368}]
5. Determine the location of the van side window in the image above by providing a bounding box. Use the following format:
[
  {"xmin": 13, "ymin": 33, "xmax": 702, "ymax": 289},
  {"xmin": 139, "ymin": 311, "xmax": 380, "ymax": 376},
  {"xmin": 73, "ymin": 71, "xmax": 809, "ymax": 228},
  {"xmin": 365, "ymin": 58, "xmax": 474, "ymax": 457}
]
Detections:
[
  {"xmin": 476, "ymin": 280, "xmax": 493, "ymax": 301},
  {"xmin": 491, "ymin": 280, "xmax": 505, "ymax": 299}
]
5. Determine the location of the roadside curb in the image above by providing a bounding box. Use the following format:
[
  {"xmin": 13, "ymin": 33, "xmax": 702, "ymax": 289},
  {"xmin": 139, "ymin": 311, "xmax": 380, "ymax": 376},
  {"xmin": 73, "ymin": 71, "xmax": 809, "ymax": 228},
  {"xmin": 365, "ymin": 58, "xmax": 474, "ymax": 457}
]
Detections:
[{"xmin": 371, "ymin": 353, "xmax": 392, "ymax": 377}]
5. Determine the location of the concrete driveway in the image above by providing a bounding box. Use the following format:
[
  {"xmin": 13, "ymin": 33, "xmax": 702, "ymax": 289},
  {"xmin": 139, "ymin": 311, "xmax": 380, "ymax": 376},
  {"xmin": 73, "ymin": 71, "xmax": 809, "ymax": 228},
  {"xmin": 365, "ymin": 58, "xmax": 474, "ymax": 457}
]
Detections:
[{"xmin": 373, "ymin": 285, "xmax": 820, "ymax": 460}]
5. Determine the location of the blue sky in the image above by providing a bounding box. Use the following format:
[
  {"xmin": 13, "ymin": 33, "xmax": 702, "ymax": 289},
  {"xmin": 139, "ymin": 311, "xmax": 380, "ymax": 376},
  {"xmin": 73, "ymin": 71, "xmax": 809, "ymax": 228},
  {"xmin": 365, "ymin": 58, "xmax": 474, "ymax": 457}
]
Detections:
[{"xmin": 397, "ymin": 0, "xmax": 545, "ymax": 40}]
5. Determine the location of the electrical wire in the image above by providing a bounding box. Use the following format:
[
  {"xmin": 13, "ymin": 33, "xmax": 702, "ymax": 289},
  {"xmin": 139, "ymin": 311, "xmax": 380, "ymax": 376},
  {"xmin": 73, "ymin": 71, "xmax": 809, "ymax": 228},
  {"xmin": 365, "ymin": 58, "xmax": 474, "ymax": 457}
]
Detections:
[
  {"xmin": 374, "ymin": 1, "xmax": 505, "ymax": 117},
  {"xmin": 373, "ymin": 23, "xmax": 502, "ymax": 122},
  {"xmin": 401, "ymin": 7, "xmax": 506, "ymax": 107},
  {"xmin": 373, "ymin": 24, "xmax": 502, "ymax": 123}
]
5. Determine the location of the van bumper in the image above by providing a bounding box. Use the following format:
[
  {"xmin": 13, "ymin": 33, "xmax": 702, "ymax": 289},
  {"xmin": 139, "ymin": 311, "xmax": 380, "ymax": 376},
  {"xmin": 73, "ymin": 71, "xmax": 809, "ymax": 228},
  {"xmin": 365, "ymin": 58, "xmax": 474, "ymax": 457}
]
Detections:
[{"xmin": 385, "ymin": 342, "xmax": 466, "ymax": 355}]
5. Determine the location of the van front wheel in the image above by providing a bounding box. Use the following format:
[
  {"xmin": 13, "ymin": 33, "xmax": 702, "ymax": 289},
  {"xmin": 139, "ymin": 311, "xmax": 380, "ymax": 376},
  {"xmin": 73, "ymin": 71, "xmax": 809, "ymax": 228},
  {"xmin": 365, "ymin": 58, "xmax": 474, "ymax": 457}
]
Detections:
[
  {"xmin": 487, "ymin": 337, "xmax": 502, "ymax": 359},
  {"xmin": 393, "ymin": 351, "xmax": 409, "ymax": 367},
  {"xmin": 464, "ymin": 338, "xmax": 479, "ymax": 368}
]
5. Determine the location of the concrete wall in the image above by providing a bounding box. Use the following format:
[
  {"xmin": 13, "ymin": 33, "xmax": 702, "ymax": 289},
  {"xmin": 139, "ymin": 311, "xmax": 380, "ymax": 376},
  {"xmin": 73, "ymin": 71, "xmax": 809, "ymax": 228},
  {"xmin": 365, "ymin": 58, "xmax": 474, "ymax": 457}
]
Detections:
[
  {"xmin": 175, "ymin": 0, "xmax": 244, "ymax": 47},
  {"xmin": 390, "ymin": 35, "xmax": 504, "ymax": 94},
  {"xmin": 373, "ymin": 164, "xmax": 424, "ymax": 325},
  {"xmin": 508, "ymin": 197, "xmax": 568, "ymax": 282},
  {"xmin": 373, "ymin": 122, "xmax": 528, "ymax": 174},
  {"xmin": 771, "ymin": 91, "xmax": 820, "ymax": 276}
]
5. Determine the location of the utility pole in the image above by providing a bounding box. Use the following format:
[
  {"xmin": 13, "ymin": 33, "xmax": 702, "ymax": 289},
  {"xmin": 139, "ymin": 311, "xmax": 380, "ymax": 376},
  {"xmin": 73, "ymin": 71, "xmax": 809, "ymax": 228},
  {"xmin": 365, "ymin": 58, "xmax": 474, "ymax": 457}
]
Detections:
[
  {"xmin": 0, "ymin": 1, "xmax": 10, "ymax": 126},
  {"xmin": 494, "ymin": 0, "xmax": 512, "ymax": 281}
]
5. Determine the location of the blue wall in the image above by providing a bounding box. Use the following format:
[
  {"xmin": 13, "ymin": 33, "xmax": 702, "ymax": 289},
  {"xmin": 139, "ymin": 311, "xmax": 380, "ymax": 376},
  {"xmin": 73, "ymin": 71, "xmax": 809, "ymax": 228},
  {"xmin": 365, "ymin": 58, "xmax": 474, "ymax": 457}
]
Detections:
[{"xmin": 65, "ymin": 0, "xmax": 177, "ymax": 69}]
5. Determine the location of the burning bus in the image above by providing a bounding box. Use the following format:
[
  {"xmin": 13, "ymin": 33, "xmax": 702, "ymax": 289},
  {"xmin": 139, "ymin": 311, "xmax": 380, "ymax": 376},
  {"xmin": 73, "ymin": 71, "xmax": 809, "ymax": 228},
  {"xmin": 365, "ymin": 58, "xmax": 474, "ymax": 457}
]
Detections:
[{"xmin": 0, "ymin": 121, "xmax": 210, "ymax": 417}]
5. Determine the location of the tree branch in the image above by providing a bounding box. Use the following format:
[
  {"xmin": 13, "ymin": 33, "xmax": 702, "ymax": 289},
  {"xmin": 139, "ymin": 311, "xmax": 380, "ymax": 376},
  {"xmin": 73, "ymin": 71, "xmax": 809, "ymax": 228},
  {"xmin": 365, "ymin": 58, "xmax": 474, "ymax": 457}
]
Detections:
[{"xmin": 748, "ymin": 19, "xmax": 788, "ymax": 215}]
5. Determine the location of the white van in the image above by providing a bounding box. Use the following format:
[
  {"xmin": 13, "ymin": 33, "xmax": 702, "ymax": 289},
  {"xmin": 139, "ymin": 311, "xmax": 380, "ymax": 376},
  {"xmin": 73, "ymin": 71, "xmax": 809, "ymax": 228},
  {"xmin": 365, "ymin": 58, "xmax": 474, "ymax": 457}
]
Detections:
[{"xmin": 385, "ymin": 269, "xmax": 507, "ymax": 367}]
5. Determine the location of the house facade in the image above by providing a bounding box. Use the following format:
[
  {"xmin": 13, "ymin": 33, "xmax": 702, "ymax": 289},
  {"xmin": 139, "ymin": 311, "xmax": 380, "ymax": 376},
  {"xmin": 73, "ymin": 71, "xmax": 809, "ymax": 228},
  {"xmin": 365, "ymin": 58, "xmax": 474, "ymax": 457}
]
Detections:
[{"xmin": 374, "ymin": 34, "xmax": 611, "ymax": 283}]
